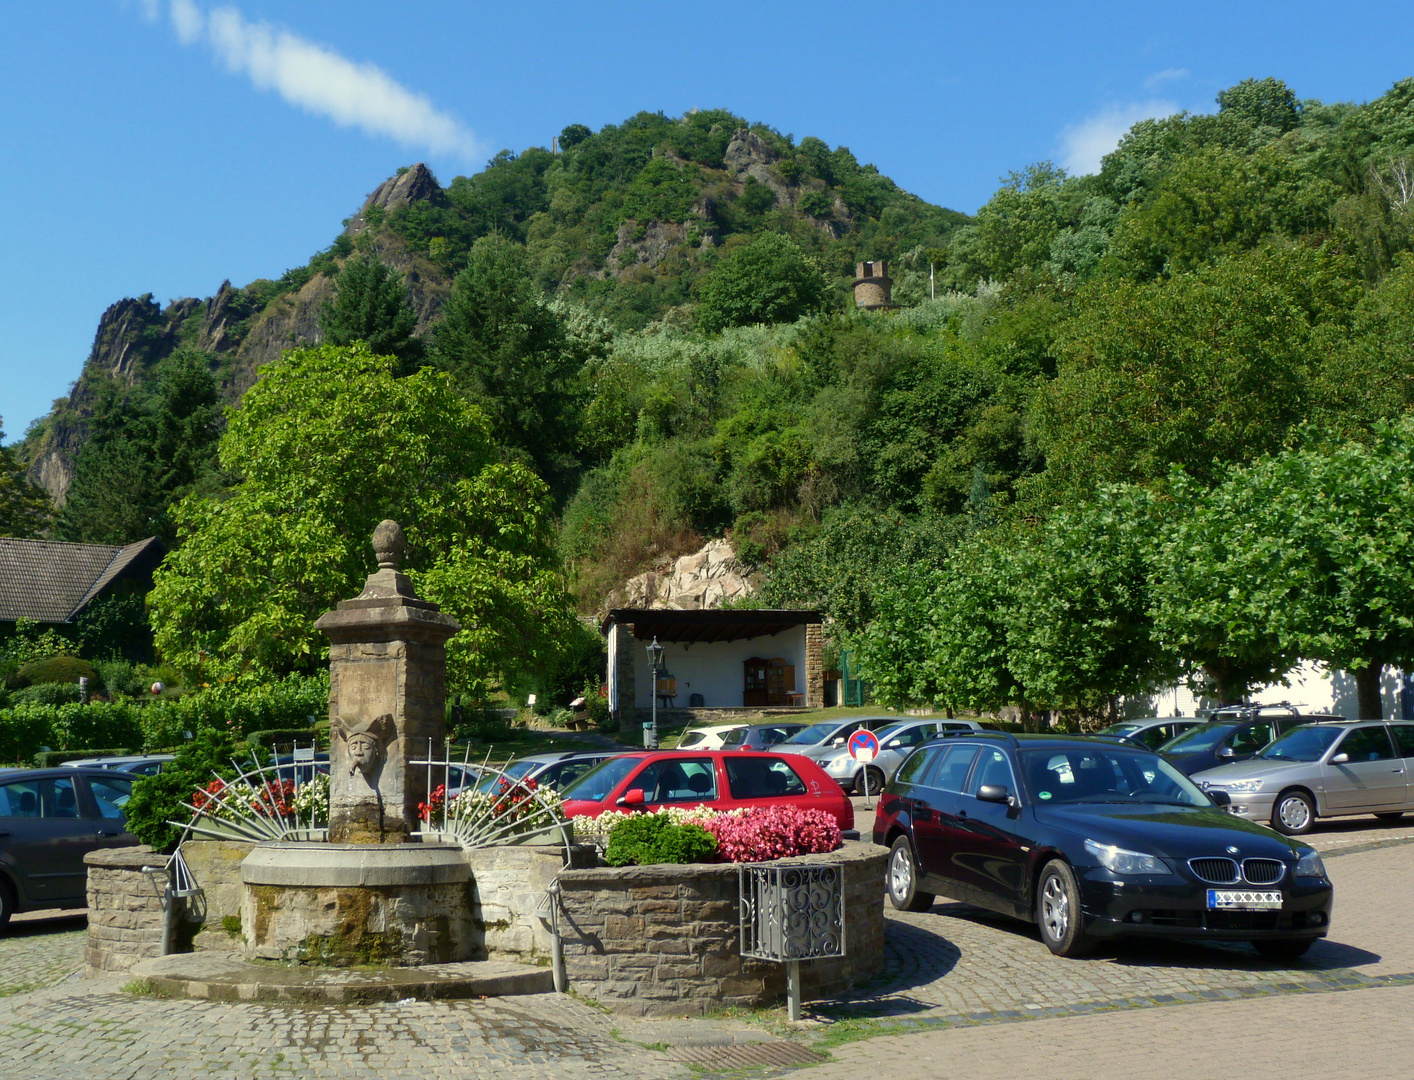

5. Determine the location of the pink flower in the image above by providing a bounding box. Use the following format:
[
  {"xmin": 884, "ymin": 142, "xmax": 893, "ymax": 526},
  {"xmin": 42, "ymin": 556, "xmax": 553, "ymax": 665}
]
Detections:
[{"xmin": 701, "ymin": 806, "xmax": 842, "ymax": 862}]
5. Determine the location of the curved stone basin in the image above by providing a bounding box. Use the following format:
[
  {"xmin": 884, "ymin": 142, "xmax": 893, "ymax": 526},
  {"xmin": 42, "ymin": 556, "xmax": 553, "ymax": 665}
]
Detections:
[{"xmin": 241, "ymin": 841, "xmax": 474, "ymax": 966}]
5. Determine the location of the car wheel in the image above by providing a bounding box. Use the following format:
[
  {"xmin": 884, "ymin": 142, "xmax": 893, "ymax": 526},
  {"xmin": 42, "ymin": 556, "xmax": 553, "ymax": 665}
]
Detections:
[
  {"xmin": 1271, "ymin": 790, "xmax": 1316, "ymax": 835},
  {"xmin": 1035, "ymin": 861, "xmax": 1094, "ymax": 958},
  {"xmin": 858, "ymin": 766, "xmax": 885, "ymax": 796},
  {"xmin": 887, "ymin": 836, "xmax": 934, "ymax": 912},
  {"xmin": 1374, "ymin": 811, "xmax": 1406, "ymax": 822},
  {"xmin": 0, "ymin": 878, "xmax": 13, "ymax": 930},
  {"xmin": 1253, "ymin": 938, "xmax": 1314, "ymax": 962}
]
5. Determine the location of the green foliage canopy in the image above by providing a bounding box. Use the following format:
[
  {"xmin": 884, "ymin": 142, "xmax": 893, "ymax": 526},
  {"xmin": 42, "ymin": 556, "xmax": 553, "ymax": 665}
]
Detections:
[{"xmin": 147, "ymin": 343, "xmax": 576, "ymax": 701}]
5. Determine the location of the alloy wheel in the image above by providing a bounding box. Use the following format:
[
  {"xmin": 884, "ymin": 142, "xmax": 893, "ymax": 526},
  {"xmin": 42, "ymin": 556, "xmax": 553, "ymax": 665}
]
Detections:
[
  {"xmin": 1278, "ymin": 795, "xmax": 1311, "ymax": 832},
  {"xmin": 1041, "ymin": 874, "xmax": 1070, "ymax": 941},
  {"xmin": 890, "ymin": 844, "xmax": 913, "ymax": 900}
]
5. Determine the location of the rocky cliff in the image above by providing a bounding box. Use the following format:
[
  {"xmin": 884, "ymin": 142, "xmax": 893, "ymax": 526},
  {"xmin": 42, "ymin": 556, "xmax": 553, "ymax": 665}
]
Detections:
[{"xmin": 23, "ymin": 166, "xmax": 453, "ymax": 502}]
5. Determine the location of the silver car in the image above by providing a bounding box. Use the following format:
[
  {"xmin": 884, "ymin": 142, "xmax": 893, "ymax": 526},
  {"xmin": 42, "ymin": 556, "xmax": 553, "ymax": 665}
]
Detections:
[
  {"xmin": 817, "ymin": 719, "xmax": 986, "ymax": 795},
  {"xmin": 1194, "ymin": 720, "xmax": 1414, "ymax": 835}
]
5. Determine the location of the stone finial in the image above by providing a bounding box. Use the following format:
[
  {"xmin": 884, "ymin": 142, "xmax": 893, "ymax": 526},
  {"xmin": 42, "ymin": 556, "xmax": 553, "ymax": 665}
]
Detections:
[{"xmin": 373, "ymin": 520, "xmax": 406, "ymax": 570}]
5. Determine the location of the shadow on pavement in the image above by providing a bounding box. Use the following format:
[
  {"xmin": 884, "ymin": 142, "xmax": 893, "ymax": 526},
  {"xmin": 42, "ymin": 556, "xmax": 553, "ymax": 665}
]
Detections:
[{"xmin": 2, "ymin": 912, "xmax": 87, "ymax": 938}]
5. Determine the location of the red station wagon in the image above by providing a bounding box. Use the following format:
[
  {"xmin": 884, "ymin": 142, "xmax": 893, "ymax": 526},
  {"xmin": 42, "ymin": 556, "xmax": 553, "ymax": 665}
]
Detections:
[{"xmin": 558, "ymin": 751, "xmax": 855, "ymax": 831}]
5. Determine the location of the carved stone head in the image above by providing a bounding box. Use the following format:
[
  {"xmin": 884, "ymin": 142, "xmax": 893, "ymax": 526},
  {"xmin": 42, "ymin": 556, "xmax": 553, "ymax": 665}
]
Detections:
[{"xmin": 333, "ymin": 713, "xmax": 396, "ymax": 778}]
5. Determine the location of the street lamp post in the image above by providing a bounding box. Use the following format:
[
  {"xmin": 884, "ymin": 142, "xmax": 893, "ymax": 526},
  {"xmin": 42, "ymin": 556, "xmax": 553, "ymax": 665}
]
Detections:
[{"xmin": 645, "ymin": 636, "xmax": 665, "ymax": 749}]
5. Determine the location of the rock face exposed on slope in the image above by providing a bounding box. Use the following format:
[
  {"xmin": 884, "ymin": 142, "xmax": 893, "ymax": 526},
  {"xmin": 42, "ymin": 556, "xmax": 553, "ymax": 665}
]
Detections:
[
  {"xmin": 611, "ymin": 539, "xmax": 754, "ymax": 610},
  {"xmin": 24, "ymin": 167, "xmax": 451, "ymax": 502}
]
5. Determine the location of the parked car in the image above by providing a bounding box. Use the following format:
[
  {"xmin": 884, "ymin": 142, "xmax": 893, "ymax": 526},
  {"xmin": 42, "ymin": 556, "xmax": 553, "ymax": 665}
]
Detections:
[
  {"xmin": 1157, "ymin": 708, "xmax": 1341, "ymax": 775},
  {"xmin": 1194, "ymin": 720, "xmax": 1414, "ymax": 835},
  {"xmin": 1092, "ymin": 718, "xmax": 1203, "ymax": 752},
  {"xmin": 873, "ymin": 732, "xmax": 1332, "ymax": 960},
  {"xmin": 558, "ymin": 750, "xmax": 855, "ymax": 831},
  {"xmin": 472, "ymin": 751, "xmax": 622, "ymax": 794},
  {"xmin": 675, "ymin": 724, "xmax": 747, "ymax": 750},
  {"xmin": 0, "ymin": 767, "xmax": 141, "ymax": 926},
  {"xmin": 818, "ymin": 719, "xmax": 987, "ymax": 794},
  {"xmin": 61, "ymin": 754, "xmax": 175, "ymax": 777},
  {"xmin": 719, "ymin": 723, "xmax": 809, "ymax": 751},
  {"xmin": 773, "ymin": 716, "xmax": 900, "ymax": 765}
]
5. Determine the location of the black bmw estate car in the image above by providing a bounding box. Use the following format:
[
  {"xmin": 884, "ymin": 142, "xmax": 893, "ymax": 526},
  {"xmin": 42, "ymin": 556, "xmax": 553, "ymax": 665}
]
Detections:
[{"xmin": 873, "ymin": 733, "xmax": 1333, "ymax": 960}]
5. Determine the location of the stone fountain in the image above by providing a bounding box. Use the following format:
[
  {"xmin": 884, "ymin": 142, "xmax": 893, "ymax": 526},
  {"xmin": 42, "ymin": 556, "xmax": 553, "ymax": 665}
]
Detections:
[{"xmin": 240, "ymin": 520, "xmax": 474, "ymax": 966}]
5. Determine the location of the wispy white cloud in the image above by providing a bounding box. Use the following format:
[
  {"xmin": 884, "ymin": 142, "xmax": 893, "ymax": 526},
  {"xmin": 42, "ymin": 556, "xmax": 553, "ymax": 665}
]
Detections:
[
  {"xmin": 1144, "ymin": 68, "xmax": 1189, "ymax": 90},
  {"xmin": 163, "ymin": 1, "xmax": 481, "ymax": 161},
  {"xmin": 1058, "ymin": 100, "xmax": 1181, "ymax": 176}
]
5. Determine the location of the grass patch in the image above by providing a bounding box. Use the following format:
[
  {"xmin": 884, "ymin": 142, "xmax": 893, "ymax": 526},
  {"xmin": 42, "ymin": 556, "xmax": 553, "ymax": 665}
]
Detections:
[{"xmin": 120, "ymin": 978, "xmax": 171, "ymax": 998}]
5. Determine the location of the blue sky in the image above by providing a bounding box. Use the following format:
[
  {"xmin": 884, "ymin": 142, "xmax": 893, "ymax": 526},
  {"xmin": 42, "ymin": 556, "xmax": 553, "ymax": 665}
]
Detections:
[{"xmin": 4, "ymin": 1, "xmax": 1414, "ymax": 441}]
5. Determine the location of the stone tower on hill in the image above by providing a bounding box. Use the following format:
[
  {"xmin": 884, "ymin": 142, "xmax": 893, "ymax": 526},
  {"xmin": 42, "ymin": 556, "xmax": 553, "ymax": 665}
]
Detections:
[{"xmin": 852, "ymin": 260, "xmax": 894, "ymax": 310}]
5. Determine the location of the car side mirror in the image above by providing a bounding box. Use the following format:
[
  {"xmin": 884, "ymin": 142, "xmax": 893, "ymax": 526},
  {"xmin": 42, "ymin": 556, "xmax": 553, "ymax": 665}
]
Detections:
[
  {"xmin": 617, "ymin": 788, "xmax": 646, "ymax": 807},
  {"xmin": 1330, "ymin": 753, "xmax": 1349, "ymax": 765},
  {"xmin": 1218, "ymin": 747, "xmax": 1237, "ymax": 759},
  {"xmin": 1208, "ymin": 790, "xmax": 1231, "ymax": 807},
  {"xmin": 977, "ymin": 784, "xmax": 1009, "ymax": 803},
  {"xmin": 832, "ymin": 737, "xmax": 845, "ymax": 746},
  {"xmin": 886, "ymin": 740, "xmax": 901, "ymax": 750}
]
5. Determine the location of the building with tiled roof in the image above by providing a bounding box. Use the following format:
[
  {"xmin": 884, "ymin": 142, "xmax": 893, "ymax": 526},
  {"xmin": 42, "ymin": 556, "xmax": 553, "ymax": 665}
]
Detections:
[{"xmin": 0, "ymin": 536, "xmax": 164, "ymax": 625}]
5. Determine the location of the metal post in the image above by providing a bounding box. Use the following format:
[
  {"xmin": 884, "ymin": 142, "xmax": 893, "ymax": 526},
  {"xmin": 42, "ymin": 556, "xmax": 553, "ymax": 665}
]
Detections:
[{"xmin": 786, "ymin": 959, "xmax": 802, "ymax": 1021}]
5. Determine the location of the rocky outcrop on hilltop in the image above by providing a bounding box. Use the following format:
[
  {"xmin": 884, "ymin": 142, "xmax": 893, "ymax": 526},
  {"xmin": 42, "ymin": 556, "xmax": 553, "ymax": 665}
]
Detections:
[{"xmin": 23, "ymin": 167, "xmax": 452, "ymax": 502}]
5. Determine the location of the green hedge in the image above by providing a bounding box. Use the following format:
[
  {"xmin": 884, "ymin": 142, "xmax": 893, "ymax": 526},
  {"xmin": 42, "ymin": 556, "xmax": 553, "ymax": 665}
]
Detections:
[
  {"xmin": 33, "ymin": 748, "xmax": 134, "ymax": 768},
  {"xmin": 0, "ymin": 673, "xmax": 329, "ymax": 765},
  {"xmin": 246, "ymin": 727, "xmax": 322, "ymax": 750}
]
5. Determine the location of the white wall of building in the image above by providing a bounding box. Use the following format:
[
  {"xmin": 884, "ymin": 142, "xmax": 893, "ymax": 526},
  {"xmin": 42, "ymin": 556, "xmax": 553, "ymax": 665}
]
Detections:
[
  {"xmin": 627, "ymin": 628, "xmax": 808, "ymax": 710},
  {"xmin": 1132, "ymin": 660, "xmax": 1412, "ymax": 720}
]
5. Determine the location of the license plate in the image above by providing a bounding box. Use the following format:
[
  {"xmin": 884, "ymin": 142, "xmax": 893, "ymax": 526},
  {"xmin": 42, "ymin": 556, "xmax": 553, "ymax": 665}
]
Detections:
[{"xmin": 1206, "ymin": 889, "xmax": 1282, "ymax": 910}]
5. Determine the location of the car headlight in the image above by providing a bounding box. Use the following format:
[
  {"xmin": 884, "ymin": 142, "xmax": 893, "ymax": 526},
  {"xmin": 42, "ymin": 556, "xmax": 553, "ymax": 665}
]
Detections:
[
  {"xmin": 1296, "ymin": 849, "xmax": 1326, "ymax": 879},
  {"xmin": 1084, "ymin": 839, "xmax": 1170, "ymax": 875},
  {"xmin": 1212, "ymin": 779, "xmax": 1264, "ymax": 794}
]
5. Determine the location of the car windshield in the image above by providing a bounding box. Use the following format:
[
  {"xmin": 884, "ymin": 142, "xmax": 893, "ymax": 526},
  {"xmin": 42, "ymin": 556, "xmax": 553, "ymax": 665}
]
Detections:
[
  {"xmin": 782, "ymin": 724, "xmax": 842, "ymax": 746},
  {"xmin": 1096, "ymin": 723, "xmax": 1143, "ymax": 737},
  {"xmin": 474, "ymin": 758, "xmax": 539, "ymax": 792},
  {"xmin": 559, "ymin": 757, "xmax": 640, "ymax": 802},
  {"xmin": 1160, "ymin": 722, "xmax": 1238, "ymax": 753},
  {"xmin": 1259, "ymin": 725, "xmax": 1344, "ymax": 762},
  {"xmin": 1021, "ymin": 747, "xmax": 1211, "ymax": 807}
]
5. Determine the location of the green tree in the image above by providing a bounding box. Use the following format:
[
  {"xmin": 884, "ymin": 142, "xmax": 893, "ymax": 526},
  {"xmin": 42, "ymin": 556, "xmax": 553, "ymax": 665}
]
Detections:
[
  {"xmin": 0, "ymin": 418, "xmax": 52, "ymax": 538},
  {"xmin": 695, "ymin": 233, "xmax": 829, "ymax": 332},
  {"xmin": 318, "ymin": 253, "xmax": 424, "ymax": 374},
  {"xmin": 1005, "ymin": 489, "xmax": 1175, "ymax": 724},
  {"xmin": 146, "ymin": 343, "xmax": 575, "ymax": 702},
  {"xmin": 1215, "ymin": 77, "xmax": 1302, "ymax": 134},
  {"xmin": 433, "ymin": 234, "xmax": 579, "ymax": 489},
  {"xmin": 1151, "ymin": 469, "xmax": 1301, "ymax": 704},
  {"xmin": 1173, "ymin": 423, "xmax": 1414, "ymax": 719},
  {"xmin": 1034, "ymin": 246, "xmax": 1359, "ymax": 494},
  {"xmin": 56, "ymin": 349, "xmax": 224, "ymax": 545}
]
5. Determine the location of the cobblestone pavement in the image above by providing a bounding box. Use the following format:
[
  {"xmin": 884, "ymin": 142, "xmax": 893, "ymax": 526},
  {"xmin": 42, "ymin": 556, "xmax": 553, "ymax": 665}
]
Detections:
[
  {"xmin": 805, "ymin": 982, "xmax": 1414, "ymax": 1080},
  {"xmin": 0, "ymin": 914, "xmax": 86, "ymax": 998},
  {"xmin": 0, "ymin": 825, "xmax": 1410, "ymax": 1079},
  {"xmin": 0, "ymin": 980, "xmax": 692, "ymax": 1080},
  {"xmin": 818, "ymin": 834, "xmax": 1414, "ymax": 1025}
]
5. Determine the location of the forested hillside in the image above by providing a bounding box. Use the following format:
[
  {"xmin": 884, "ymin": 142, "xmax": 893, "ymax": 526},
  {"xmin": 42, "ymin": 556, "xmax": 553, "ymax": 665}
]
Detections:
[{"xmin": 11, "ymin": 81, "xmax": 1414, "ymax": 718}]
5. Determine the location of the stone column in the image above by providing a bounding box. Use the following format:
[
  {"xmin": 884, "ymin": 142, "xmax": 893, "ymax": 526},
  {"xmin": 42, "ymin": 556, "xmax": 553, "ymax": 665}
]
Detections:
[
  {"xmin": 314, "ymin": 521, "xmax": 460, "ymax": 844},
  {"xmin": 805, "ymin": 620, "xmax": 825, "ymax": 708},
  {"xmin": 613, "ymin": 620, "xmax": 639, "ymax": 736}
]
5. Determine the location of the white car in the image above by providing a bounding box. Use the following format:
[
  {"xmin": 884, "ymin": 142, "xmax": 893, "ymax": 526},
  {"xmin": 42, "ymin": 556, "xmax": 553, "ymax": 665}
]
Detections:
[
  {"xmin": 818, "ymin": 719, "xmax": 986, "ymax": 794},
  {"xmin": 675, "ymin": 724, "xmax": 746, "ymax": 750}
]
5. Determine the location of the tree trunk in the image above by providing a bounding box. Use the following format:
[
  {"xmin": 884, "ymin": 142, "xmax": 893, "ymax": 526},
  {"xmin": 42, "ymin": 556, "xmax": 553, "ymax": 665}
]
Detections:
[
  {"xmin": 1354, "ymin": 662, "xmax": 1385, "ymax": 720},
  {"xmin": 1203, "ymin": 663, "xmax": 1248, "ymax": 706}
]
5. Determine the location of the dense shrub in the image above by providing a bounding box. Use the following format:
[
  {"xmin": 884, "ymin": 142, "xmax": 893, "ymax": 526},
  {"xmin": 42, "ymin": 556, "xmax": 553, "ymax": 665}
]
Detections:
[
  {"xmin": 702, "ymin": 805, "xmax": 842, "ymax": 862},
  {"xmin": 245, "ymin": 727, "xmax": 322, "ymax": 751},
  {"xmin": 18, "ymin": 655, "xmax": 100, "ymax": 688},
  {"xmin": 123, "ymin": 730, "xmax": 243, "ymax": 852},
  {"xmin": 8, "ymin": 682, "xmax": 83, "ymax": 706},
  {"xmin": 0, "ymin": 702, "xmax": 147, "ymax": 764},
  {"xmin": 603, "ymin": 813, "xmax": 718, "ymax": 866}
]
